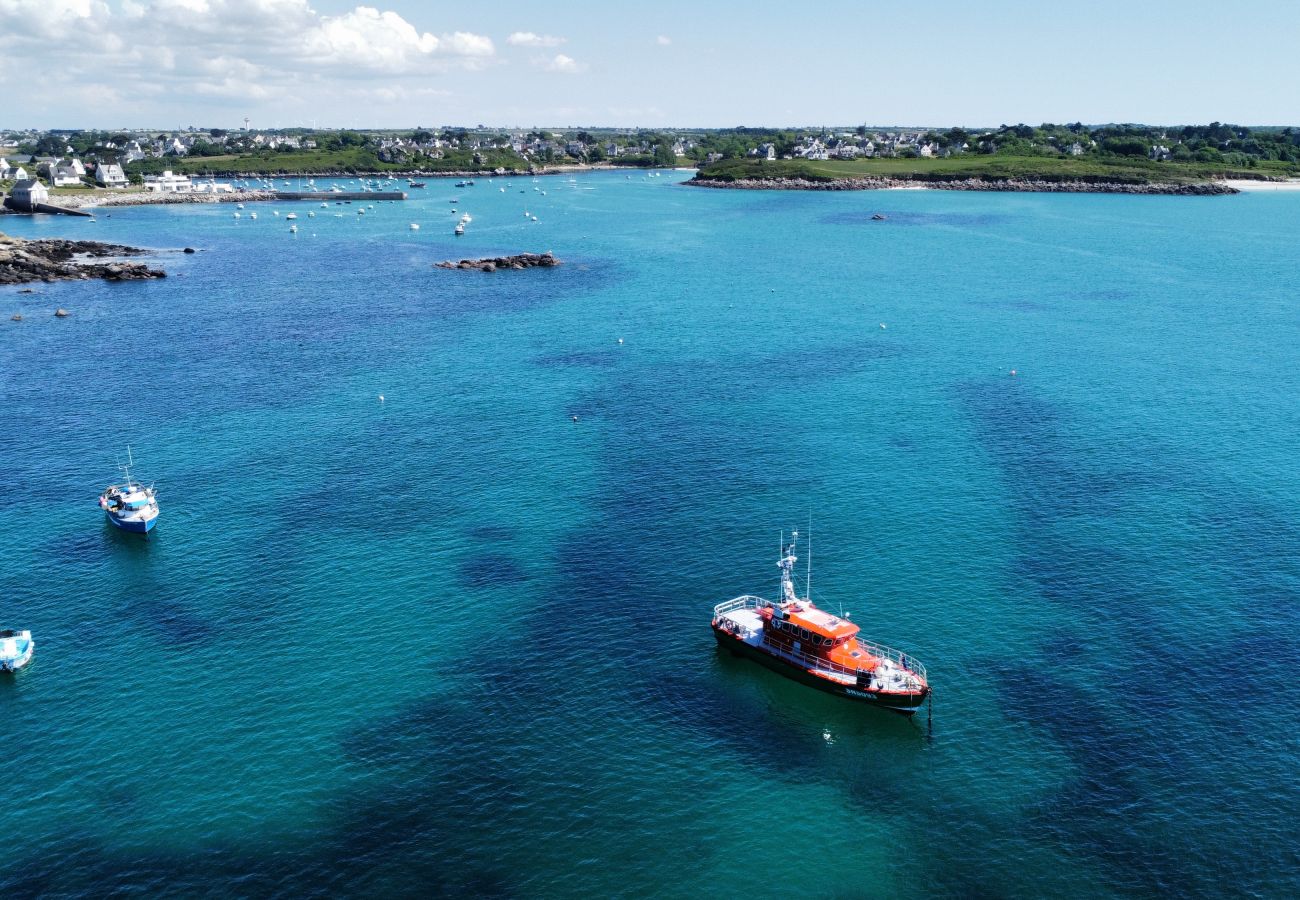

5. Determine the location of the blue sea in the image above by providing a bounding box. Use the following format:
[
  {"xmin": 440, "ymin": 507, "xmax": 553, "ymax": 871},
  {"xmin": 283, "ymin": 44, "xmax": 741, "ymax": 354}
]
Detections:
[{"xmin": 1, "ymin": 172, "xmax": 1298, "ymax": 898}]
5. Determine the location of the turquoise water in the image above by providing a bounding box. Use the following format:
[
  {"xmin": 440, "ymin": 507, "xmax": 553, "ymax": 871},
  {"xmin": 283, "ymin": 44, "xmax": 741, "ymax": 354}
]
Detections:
[{"xmin": 2, "ymin": 172, "xmax": 1298, "ymax": 897}]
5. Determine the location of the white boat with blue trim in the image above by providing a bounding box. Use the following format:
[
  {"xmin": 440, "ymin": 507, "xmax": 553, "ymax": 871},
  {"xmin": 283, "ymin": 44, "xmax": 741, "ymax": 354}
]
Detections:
[
  {"xmin": 0, "ymin": 629, "xmax": 33, "ymax": 672},
  {"xmin": 98, "ymin": 447, "xmax": 159, "ymax": 534}
]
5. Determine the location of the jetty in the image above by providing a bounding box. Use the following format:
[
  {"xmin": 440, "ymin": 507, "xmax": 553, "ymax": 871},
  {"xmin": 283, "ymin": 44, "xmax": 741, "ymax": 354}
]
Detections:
[{"xmin": 275, "ymin": 191, "xmax": 406, "ymax": 201}]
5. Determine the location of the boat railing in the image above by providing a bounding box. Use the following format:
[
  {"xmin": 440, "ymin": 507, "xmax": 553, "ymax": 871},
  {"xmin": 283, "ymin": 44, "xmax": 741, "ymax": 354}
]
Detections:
[{"xmin": 713, "ymin": 594, "xmax": 927, "ymax": 682}]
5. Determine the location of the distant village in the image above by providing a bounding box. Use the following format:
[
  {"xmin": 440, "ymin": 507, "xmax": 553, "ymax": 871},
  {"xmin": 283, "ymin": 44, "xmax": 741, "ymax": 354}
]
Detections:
[{"xmin": 1, "ymin": 121, "xmax": 1291, "ymax": 210}]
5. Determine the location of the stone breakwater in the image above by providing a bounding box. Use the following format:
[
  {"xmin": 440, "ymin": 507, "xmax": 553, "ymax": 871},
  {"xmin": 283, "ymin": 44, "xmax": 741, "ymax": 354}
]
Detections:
[
  {"xmin": 0, "ymin": 233, "xmax": 166, "ymax": 285},
  {"xmin": 65, "ymin": 190, "xmax": 278, "ymax": 209},
  {"xmin": 688, "ymin": 177, "xmax": 1240, "ymax": 195},
  {"xmin": 435, "ymin": 252, "xmax": 559, "ymax": 272}
]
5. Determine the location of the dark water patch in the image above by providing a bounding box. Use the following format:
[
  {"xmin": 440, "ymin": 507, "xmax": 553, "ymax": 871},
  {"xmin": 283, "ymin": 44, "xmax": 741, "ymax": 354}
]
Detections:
[
  {"xmin": 532, "ymin": 349, "xmax": 620, "ymax": 369},
  {"xmin": 468, "ymin": 524, "xmax": 517, "ymax": 542},
  {"xmin": 995, "ymin": 664, "xmax": 1204, "ymax": 895},
  {"xmin": 1069, "ymin": 288, "xmax": 1133, "ymax": 303},
  {"xmin": 458, "ymin": 552, "xmax": 530, "ymax": 588},
  {"xmin": 41, "ymin": 530, "xmax": 113, "ymax": 566},
  {"xmin": 822, "ymin": 210, "xmax": 1013, "ymax": 228},
  {"xmin": 955, "ymin": 377, "xmax": 1162, "ymax": 522},
  {"xmin": 969, "ymin": 296, "xmax": 1053, "ymax": 313},
  {"xmin": 0, "ymin": 827, "xmax": 517, "ymax": 899},
  {"xmin": 130, "ymin": 596, "xmax": 216, "ymax": 647}
]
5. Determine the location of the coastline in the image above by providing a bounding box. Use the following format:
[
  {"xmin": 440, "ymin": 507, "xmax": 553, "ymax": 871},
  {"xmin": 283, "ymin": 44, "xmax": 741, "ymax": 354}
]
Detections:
[
  {"xmin": 687, "ymin": 176, "xmax": 1241, "ymax": 195},
  {"xmin": 3, "ymin": 164, "xmax": 640, "ymax": 211},
  {"xmin": 1221, "ymin": 178, "xmax": 1300, "ymax": 192}
]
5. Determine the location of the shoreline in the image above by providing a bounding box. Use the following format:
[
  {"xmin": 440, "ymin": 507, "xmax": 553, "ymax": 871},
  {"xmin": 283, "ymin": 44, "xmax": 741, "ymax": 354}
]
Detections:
[
  {"xmin": 2, "ymin": 164, "xmax": 659, "ymax": 212},
  {"xmin": 1220, "ymin": 178, "xmax": 1300, "ymax": 192},
  {"xmin": 687, "ymin": 176, "xmax": 1241, "ymax": 195}
]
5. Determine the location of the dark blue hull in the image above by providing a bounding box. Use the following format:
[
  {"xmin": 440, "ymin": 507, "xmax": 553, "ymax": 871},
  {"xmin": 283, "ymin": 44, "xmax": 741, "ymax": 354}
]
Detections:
[{"xmin": 106, "ymin": 512, "xmax": 157, "ymax": 533}]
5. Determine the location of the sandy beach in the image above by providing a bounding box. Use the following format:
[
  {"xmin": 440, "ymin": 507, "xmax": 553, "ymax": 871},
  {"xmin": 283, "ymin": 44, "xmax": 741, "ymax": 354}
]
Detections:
[{"xmin": 1221, "ymin": 179, "xmax": 1300, "ymax": 191}]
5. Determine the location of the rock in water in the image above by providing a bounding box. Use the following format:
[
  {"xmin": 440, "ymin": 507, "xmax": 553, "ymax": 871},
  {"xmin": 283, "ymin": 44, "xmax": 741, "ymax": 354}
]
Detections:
[
  {"xmin": 54, "ymin": 308, "xmax": 70, "ymax": 317},
  {"xmin": 0, "ymin": 232, "xmax": 166, "ymax": 285},
  {"xmin": 435, "ymin": 251, "xmax": 559, "ymax": 272}
]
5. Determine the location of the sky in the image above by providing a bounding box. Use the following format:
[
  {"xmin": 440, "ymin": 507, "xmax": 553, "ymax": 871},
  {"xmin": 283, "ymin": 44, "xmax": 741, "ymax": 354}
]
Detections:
[{"xmin": 1, "ymin": 0, "xmax": 1298, "ymax": 130}]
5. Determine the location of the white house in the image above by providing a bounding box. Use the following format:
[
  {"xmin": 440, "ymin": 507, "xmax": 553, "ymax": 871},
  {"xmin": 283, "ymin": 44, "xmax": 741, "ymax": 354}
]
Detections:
[
  {"xmin": 142, "ymin": 170, "xmax": 193, "ymax": 192},
  {"xmin": 165, "ymin": 137, "xmax": 187, "ymax": 156},
  {"xmin": 11, "ymin": 165, "xmax": 28, "ymax": 181},
  {"xmin": 51, "ymin": 160, "xmax": 83, "ymax": 186},
  {"xmin": 0, "ymin": 157, "xmax": 11, "ymax": 179},
  {"xmin": 96, "ymin": 162, "xmax": 128, "ymax": 187},
  {"xmin": 9, "ymin": 178, "xmax": 49, "ymax": 209}
]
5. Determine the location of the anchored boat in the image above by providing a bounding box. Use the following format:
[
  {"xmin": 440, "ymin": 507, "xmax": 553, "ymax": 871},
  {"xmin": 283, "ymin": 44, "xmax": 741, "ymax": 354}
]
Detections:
[
  {"xmin": 0, "ymin": 629, "xmax": 33, "ymax": 672},
  {"xmin": 712, "ymin": 530, "xmax": 930, "ymax": 715},
  {"xmin": 98, "ymin": 447, "xmax": 159, "ymax": 534}
]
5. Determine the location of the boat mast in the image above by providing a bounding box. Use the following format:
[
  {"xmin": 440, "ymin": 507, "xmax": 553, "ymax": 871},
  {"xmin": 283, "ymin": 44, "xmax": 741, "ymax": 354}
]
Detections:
[
  {"xmin": 805, "ymin": 516, "xmax": 812, "ymax": 604},
  {"xmin": 779, "ymin": 529, "xmax": 799, "ymax": 605}
]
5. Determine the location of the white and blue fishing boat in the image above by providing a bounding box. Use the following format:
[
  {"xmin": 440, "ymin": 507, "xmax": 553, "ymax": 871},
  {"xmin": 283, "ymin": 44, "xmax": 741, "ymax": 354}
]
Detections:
[
  {"xmin": 0, "ymin": 629, "xmax": 33, "ymax": 672},
  {"xmin": 98, "ymin": 447, "xmax": 159, "ymax": 533}
]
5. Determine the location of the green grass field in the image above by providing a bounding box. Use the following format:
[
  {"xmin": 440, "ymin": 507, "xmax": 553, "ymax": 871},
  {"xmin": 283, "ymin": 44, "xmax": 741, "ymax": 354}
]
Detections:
[
  {"xmin": 696, "ymin": 155, "xmax": 1300, "ymax": 184},
  {"xmin": 126, "ymin": 148, "xmax": 532, "ymax": 177}
]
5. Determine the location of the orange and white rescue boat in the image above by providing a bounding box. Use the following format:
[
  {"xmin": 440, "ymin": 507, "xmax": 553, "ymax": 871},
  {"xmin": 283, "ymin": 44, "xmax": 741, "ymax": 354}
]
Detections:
[{"xmin": 712, "ymin": 531, "xmax": 931, "ymax": 715}]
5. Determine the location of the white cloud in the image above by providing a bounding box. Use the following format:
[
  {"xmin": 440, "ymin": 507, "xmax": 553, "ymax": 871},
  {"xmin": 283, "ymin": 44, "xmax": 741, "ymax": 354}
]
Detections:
[
  {"xmin": 543, "ymin": 53, "xmax": 585, "ymax": 74},
  {"xmin": 656, "ymin": 35, "xmax": 671, "ymax": 46},
  {"xmin": 0, "ymin": 0, "xmax": 110, "ymax": 39},
  {"xmin": 441, "ymin": 30, "xmax": 495, "ymax": 56},
  {"xmin": 0, "ymin": 1, "xmax": 498, "ymax": 123},
  {"xmin": 506, "ymin": 31, "xmax": 565, "ymax": 48},
  {"xmin": 303, "ymin": 7, "xmax": 441, "ymax": 71}
]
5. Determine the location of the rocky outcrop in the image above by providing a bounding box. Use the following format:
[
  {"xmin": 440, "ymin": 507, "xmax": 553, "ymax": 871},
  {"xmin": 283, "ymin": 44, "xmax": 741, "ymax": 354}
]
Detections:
[
  {"xmin": 0, "ymin": 233, "xmax": 166, "ymax": 285},
  {"xmin": 687, "ymin": 176, "xmax": 1239, "ymax": 195},
  {"xmin": 435, "ymin": 252, "xmax": 560, "ymax": 272}
]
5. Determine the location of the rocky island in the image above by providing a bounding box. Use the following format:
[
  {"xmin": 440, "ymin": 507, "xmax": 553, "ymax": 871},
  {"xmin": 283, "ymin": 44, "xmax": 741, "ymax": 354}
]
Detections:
[
  {"xmin": 435, "ymin": 252, "xmax": 560, "ymax": 272},
  {"xmin": 687, "ymin": 175, "xmax": 1239, "ymax": 194},
  {"xmin": 0, "ymin": 233, "xmax": 167, "ymax": 285}
]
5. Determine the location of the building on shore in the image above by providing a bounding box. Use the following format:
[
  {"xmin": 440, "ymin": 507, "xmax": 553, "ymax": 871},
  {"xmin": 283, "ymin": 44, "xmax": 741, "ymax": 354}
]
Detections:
[
  {"xmin": 96, "ymin": 162, "xmax": 128, "ymax": 188},
  {"xmin": 142, "ymin": 170, "xmax": 194, "ymax": 192},
  {"xmin": 7, "ymin": 178, "xmax": 49, "ymax": 211}
]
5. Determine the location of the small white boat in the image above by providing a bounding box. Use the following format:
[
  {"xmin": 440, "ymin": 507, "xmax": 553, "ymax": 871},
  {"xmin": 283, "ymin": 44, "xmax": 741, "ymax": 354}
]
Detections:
[
  {"xmin": 236, "ymin": 203, "xmax": 244, "ymax": 209},
  {"xmin": 409, "ymin": 223, "xmax": 420, "ymax": 231},
  {"xmin": 249, "ymin": 212, "xmax": 258, "ymax": 220},
  {"xmin": 308, "ymin": 211, "xmax": 315, "ymax": 218},
  {"xmin": 286, "ymin": 213, "xmax": 297, "ymax": 220},
  {"xmin": 321, "ymin": 202, "xmax": 329, "ymax": 207},
  {"xmin": 289, "ymin": 224, "xmax": 297, "ymax": 233},
  {"xmin": 233, "ymin": 212, "xmax": 241, "ymax": 219},
  {"xmin": 460, "ymin": 214, "xmax": 472, "ymax": 224},
  {"xmin": 98, "ymin": 447, "xmax": 159, "ymax": 533},
  {"xmin": 0, "ymin": 629, "xmax": 33, "ymax": 672},
  {"xmin": 454, "ymin": 223, "xmax": 465, "ymax": 235}
]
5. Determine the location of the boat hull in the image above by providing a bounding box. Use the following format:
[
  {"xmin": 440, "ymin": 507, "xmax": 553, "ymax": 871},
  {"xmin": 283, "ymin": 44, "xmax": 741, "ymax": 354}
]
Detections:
[
  {"xmin": 0, "ymin": 641, "xmax": 33, "ymax": 673},
  {"xmin": 714, "ymin": 627, "xmax": 928, "ymax": 715},
  {"xmin": 106, "ymin": 511, "xmax": 157, "ymax": 533}
]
